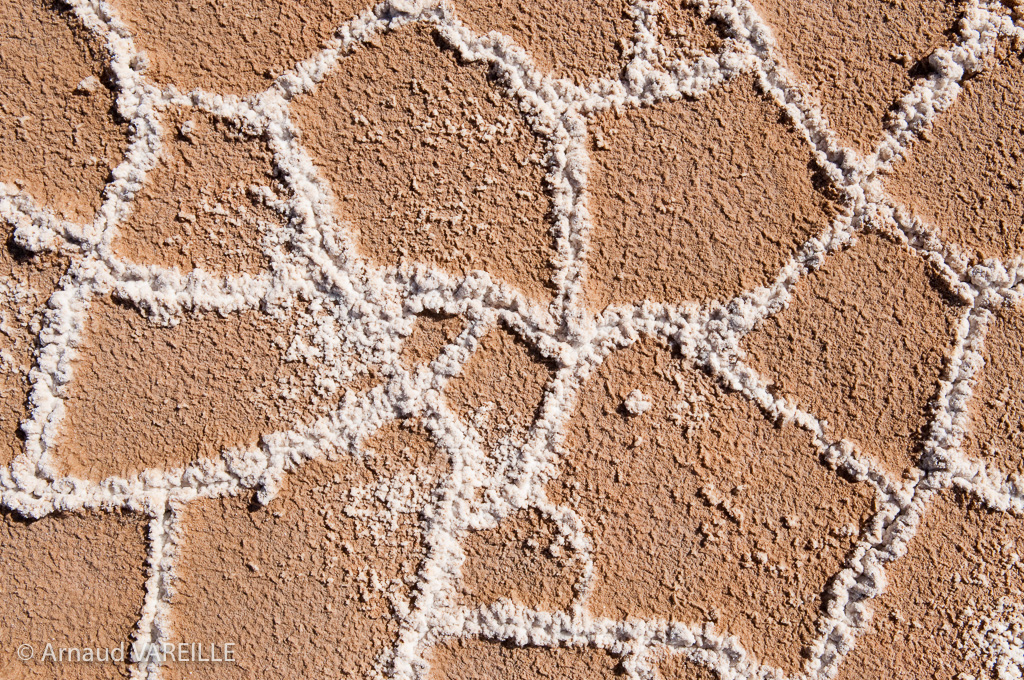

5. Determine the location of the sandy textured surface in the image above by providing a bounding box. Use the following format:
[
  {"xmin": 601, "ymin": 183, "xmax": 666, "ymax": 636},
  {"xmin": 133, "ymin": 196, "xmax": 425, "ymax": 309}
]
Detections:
[
  {"xmin": 115, "ymin": 108, "xmax": 277, "ymax": 274},
  {"xmin": 965, "ymin": 303, "xmax": 1024, "ymax": 476},
  {"xmin": 453, "ymin": 0, "xmax": 633, "ymax": 85},
  {"xmin": 836, "ymin": 490, "xmax": 1024, "ymax": 680},
  {"xmin": 656, "ymin": 653, "xmax": 718, "ymax": 680},
  {"xmin": 742, "ymin": 233, "xmax": 961, "ymax": 481},
  {"xmin": 586, "ymin": 73, "xmax": 835, "ymax": 310},
  {"xmin": 0, "ymin": 510, "xmax": 147, "ymax": 680},
  {"xmin": 445, "ymin": 324, "xmax": 554, "ymax": 450},
  {"xmin": 428, "ymin": 639, "xmax": 619, "ymax": 679},
  {"xmin": 550, "ymin": 339, "xmax": 875, "ymax": 673},
  {"xmin": 0, "ymin": 0, "xmax": 127, "ymax": 222},
  {"xmin": 4, "ymin": 2, "xmax": 1024, "ymax": 679},
  {"xmin": 753, "ymin": 0, "xmax": 962, "ymax": 152},
  {"xmin": 57, "ymin": 300, "xmax": 327, "ymax": 479},
  {"xmin": 402, "ymin": 313, "xmax": 466, "ymax": 368},
  {"xmin": 460, "ymin": 507, "xmax": 577, "ymax": 611},
  {"xmin": 888, "ymin": 41, "xmax": 1024, "ymax": 262},
  {"xmin": 112, "ymin": 0, "xmax": 363, "ymax": 94},
  {"xmin": 167, "ymin": 434, "xmax": 445, "ymax": 680},
  {"xmin": 292, "ymin": 25, "xmax": 556, "ymax": 301},
  {"xmin": 657, "ymin": 1, "xmax": 724, "ymax": 59}
]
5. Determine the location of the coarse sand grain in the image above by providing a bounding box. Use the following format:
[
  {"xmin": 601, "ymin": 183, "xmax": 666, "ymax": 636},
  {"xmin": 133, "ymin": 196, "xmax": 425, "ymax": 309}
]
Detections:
[
  {"xmin": 459, "ymin": 507, "xmax": 578, "ymax": 611},
  {"xmin": 166, "ymin": 441, "xmax": 445, "ymax": 680},
  {"xmin": 549, "ymin": 339, "xmax": 875, "ymax": 674},
  {"xmin": 836, "ymin": 490, "xmax": 1024, "ymax": 680},
  {"xmin": 0, "ymin": 509, "xmax": 148, "ymax": 680},
  {"xmin": 452, "ymin": 0, "xmax": 633, "ymax": 85},
  {"xmin": 586, "ymin": 73, "xmax": 836, "ymax": 310},
  {"xmin": 111, "ymin": 0, "xmax": 366, "ymax": 94},
  {"xmin": 753, "ymin": 0, "xmax": 962, "ymax": 153},
  {"xmin": 0, "ymin": 0, "xmax": 128, "ymax": 223},
  {"xmin": 741, "ymin": 233, "xmax": 961, "ymax": 481},
  {"xmin": 114, "ymin": 108, "xmax": 278, "ymax": 274},
  {"xmin": 964, "ymin": 302, "xmax": 1024, "ymax": 478},
  {"xmin": 56, "ymin": 299, "xmax": 329, "ymax": 479},
  {"xmin": 445, "ymin": 323, "xmax": 554, "ymax": 451},
  {"xmin": 427, "ymin": 638, "xmax": 620, "ymax": 680},
  {"xmin": 887, "ymin": 41, "xmax": 1024, "ymax": 262},
  {"xmin": 291, "ymin": 25, "xmax": 556, "ymax": 302}
]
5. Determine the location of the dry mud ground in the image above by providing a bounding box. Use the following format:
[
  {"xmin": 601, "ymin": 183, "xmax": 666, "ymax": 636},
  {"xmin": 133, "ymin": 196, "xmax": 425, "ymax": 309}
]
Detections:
[{"xmin": 1, "ymin": 0, "xmax": 1024, "ymax": 679}]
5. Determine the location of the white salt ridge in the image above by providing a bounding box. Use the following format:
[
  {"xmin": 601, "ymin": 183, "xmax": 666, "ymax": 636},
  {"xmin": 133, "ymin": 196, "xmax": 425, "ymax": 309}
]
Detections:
[
  {"xmin": 959, "ymin": 596, "xmax": 1024, "ymax": 680},
  {"xmin": 0, "ymin": 0, "xmax": 1020, "ymax": 679}
]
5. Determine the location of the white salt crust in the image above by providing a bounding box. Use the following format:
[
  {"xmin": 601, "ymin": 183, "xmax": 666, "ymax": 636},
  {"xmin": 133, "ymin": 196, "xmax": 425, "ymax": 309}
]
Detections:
[{"xmin": 0, "ymin": 0, "xmax": 1021, "ymax": 678}]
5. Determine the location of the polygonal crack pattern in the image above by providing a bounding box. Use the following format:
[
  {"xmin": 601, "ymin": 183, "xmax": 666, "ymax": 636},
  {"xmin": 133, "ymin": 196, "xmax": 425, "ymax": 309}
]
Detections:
[
  {"xmin": 292, "ymin": 25, "xmax": 556, "ymax": 302},
  {"xmin": 887, "ymin": 41, "xmax": 1024, "ymax": 263},
  {"xmin": 427, "ymin": 639, "xmax": 619, "ymax": 680},
  {"xmin": 166, "ymin": 437, "xmax": 445, "ymax": 680},
  {"xmin": 115, "ymin": 108, "xmax": 280, "ymax": 274},
  {"xmin": 742, "ymin": 233, "xmax": 961, "ymax": 481},
  {"xmin": 0, "ymin": 0, "xmax": 128, "ymax": 222},
  {"xmin": 0, "ymin": 243, "xmax": 65, "ymax": 469},
  {"xmin": 452, "ymin": 0, "xmax": 633, "ymax": 85},
  {"xmin": 836, "ymin": 490, "xmax": 1024, "ymax": 680},
  {"xmin": 56, "ymin": 299, "xmax": 329, "ymax": 479},
  {"xmin": 444, "ymin": 323, "xmax": 554, "ymax": 452},
  {"xmin": 656, "ymin": 1, "xmax": 725, "ymax": 61},
  {"xmin": 753, "ymin": 0, "xmax": 962, "ymax": 153},
  {"xmin": 585, "ymin": 73, "xmax": 836, "ymax": 310},
  {"xmin": 459, "ymin": 507, "xmax": 578, "ymax": 612},
  {"xmin": 111, "ymin": 0, "xmax": 365, "ymax": 94},
  {"xmin": 548, "ymin": 339, "xmax": 875, "ymax": 674},
  {"xmin": 0, "ymin": 510, "xmax": 147, "ymax": 680},
  {"xmin": 964, "ymin": 303, "xmax": 1024, "ymax": 478}
]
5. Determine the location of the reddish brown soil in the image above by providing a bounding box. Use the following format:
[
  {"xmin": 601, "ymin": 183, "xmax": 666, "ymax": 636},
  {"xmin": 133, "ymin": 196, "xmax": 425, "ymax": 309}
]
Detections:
[
  {"xmin": 291, "ymin": 25, "xmax": 556, "ymax": 301},
  {"xmin": 460, "ymin": 507, "xmax": 577, "ymax": 611},
  {"xmin": 167, "ymin": 429, "xmax": 447, "ymax": 680},
  {"xmin": 657, "ymin": 1, "xmax": 724, "ymax": 60},
  {"xmin": 586, "ymin": 73, "xmax": 836, "ymax": 310},
  {"xmin": 112, "ymin": 0, "xmax": 365, "ymax": 94},
  {"xmin": 57, "ymin": 299, "xmax": 328, "ymax": 479},
  {"xmin": 427, "ymin": 639, "xmax": 619, "ymax": 679},
  {"xmin": 656, "ymin": 653, "xmax": 718, "ymax": 680},
  {"xmin": 115, "ymin": 108, "xmax": 277, "ymax": 274},
  {"xmin": 753, "ymin": 0, "xmax": 962, "ymax": 153},
  {"xmin": 742, "ymin": 233, "xmax": 961, "ymax": 481},
  {"xmin": 360, "ymin": 418, "xmax": 450, "ymax": 490},
  {"xmin": 3, "ymin": 3, "xmax": 1011, "ymax": 679},
  {"xmin": 402, "ymin": 313, "xmax": 466, "ymax": 368},
  {"xmin": 0, "ymin": 510, "xmax": 148, "ymax": 680},
  {"xmin": 964, "ymin": 303, "xmax": 1024, "ymax": 477},
  {"xmin": 836, "ymin": 490, "xmax": 1024, "ymax": 680},
  {"xmin": 549, "ymin": 339, "xmax": 875, "ymax": 674},
  {"xmin": 453, "ymin": 0, "xmax": 633, "ymax": 85},
  {"xmin": 887, "ymin": 42, "xmax": 1024, "ymax": 262},
  {"xmin": 0, "ymin": 0, "xmax": 127, "ymax": 222}
]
